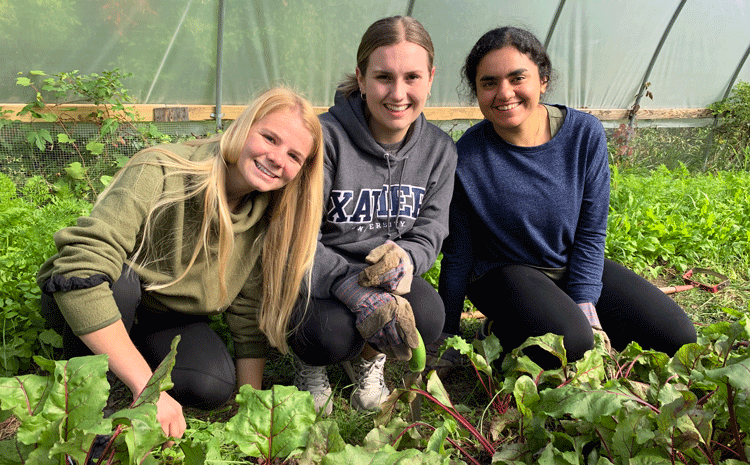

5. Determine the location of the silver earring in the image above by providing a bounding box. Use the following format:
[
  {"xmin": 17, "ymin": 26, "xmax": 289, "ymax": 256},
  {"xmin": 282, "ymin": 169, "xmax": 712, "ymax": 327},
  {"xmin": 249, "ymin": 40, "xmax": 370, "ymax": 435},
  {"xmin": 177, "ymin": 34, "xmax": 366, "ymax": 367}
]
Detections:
[{"xmin": 361, "ymin": 92, "xmax": 367, "ymax": 101}]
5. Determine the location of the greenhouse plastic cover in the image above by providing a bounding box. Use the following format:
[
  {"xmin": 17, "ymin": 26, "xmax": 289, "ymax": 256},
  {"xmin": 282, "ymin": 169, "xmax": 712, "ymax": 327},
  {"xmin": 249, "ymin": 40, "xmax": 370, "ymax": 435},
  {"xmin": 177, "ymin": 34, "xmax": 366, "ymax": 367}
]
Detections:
[{"xmin": 1, "ymin": 0, "xmax": 749, "ymax": 115}]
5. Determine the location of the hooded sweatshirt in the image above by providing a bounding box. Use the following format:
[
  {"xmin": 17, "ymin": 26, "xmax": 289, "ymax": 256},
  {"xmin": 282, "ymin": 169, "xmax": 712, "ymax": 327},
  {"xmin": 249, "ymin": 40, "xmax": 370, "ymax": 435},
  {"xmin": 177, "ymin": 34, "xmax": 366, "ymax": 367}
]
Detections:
[
  {"xmin": 37, "ymin": 143, "xmax": 272, "ymax": 359},
  {"xmin": 312, "ymin": 90, "xmax": 457, "ymax": 298}
]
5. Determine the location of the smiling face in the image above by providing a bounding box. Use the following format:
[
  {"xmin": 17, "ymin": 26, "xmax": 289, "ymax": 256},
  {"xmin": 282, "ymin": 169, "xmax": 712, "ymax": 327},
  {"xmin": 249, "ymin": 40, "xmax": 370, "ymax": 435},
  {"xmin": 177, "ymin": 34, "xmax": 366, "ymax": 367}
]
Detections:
[
  {"xmin": 357, "ymin": 41, "xmax": 435, "ymax": 144},
  {"xmin": 226, "ymin": 107, "xmax": 313, "ymax": 201},
  {"xmin": 475, "ymin": 45, "xmax": 548, "ymax": 142}
]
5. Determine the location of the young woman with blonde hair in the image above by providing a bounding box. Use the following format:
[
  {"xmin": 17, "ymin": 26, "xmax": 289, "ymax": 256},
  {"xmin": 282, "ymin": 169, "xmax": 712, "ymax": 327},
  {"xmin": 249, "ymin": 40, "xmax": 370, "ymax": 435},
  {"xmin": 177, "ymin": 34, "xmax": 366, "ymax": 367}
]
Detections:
[
  {"xmin": 38, "ymin": 87, "xmax": 324, "ymax": 440},
  {"xmin": 287, "ymin": 16, "xmax": 457, "ymax": 415}
]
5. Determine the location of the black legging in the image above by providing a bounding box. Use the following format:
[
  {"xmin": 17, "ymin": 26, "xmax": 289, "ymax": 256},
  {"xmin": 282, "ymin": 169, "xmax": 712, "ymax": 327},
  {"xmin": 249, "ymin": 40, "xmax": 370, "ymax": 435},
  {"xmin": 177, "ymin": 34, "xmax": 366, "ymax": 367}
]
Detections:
[
  {"xmin": 288, "ymin": 276, "xmax": 445, "ymax": 366},
  {"xmin": 467, "ymin": 259, "xmax": 697, "ymax": 368},
  {"xmin": 40, "ymin": 266, "xmax": 236, "ymax": 410}
]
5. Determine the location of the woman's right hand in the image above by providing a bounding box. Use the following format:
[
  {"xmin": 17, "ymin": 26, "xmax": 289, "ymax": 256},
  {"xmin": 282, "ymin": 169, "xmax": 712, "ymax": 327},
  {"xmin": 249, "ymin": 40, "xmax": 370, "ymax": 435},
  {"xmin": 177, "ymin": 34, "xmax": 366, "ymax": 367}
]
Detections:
[
  {"xmin": 334, "ymin": 275, "xmax": 419, "ymax": 360},
  {"xmin": 155, "ymin": 391, "xmax": 186, "ymax": 439},
  {"xmin": 79, "ymin": 320, "xmax": 187, "ymax": 442}
]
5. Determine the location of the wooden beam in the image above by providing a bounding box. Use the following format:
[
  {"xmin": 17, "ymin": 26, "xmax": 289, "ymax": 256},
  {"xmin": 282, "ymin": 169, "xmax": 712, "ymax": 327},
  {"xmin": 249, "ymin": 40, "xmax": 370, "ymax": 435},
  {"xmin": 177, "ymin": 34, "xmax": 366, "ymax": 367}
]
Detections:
[{"xmin": 0, "ymin": 103, "xmax": 712, "ymax": 123}]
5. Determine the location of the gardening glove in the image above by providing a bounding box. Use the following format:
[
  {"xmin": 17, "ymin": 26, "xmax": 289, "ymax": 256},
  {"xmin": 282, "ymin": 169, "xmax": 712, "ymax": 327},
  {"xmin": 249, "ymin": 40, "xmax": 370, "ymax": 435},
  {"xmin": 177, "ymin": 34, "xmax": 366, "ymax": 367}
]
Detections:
[
  {"xmin": 579, "ymin": 302, "xmax": 615, "ymax": 357},
  {"xmin": 334, "ymin": 274, "xmax": 419, "ymax": 361},
  {"xmin": 358, "ymin": 240, "xmax": 414, "ymax": 295}
]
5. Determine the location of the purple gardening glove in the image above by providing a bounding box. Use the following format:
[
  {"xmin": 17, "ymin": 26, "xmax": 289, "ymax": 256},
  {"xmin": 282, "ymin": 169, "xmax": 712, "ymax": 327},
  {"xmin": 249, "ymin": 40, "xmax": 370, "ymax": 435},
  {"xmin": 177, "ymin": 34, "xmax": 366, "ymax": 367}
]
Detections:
[
  {"xmin": 358, "ymin": 240, "xmax": 414, "ymax": 295},
  {"xmin": 578, "ymin": 302, "xmax": 614, "ymax": 356},
  {"xmin": 334, "ymin": 274, "xmax": 419, "ymax": 360}
]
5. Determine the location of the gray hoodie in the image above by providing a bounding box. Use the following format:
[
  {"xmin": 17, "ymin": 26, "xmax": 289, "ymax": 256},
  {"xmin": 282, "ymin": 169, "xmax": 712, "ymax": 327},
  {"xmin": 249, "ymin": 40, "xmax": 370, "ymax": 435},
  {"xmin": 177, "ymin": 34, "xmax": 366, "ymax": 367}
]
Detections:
[{"xmin": 311, "ymin": 91, "xmax": 457, "ymax": 298}]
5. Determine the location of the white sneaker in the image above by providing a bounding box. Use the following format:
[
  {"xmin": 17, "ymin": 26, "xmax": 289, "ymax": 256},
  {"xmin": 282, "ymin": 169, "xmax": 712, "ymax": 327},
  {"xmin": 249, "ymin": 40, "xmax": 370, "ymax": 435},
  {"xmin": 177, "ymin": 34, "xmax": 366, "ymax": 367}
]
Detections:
[
  {"xmin": 342, "ymin": 353, "xmax": 390, "ymax": 411},
  {"xmin": 292, "ymin": 355, "xmax": 333, "ymax": 416}
]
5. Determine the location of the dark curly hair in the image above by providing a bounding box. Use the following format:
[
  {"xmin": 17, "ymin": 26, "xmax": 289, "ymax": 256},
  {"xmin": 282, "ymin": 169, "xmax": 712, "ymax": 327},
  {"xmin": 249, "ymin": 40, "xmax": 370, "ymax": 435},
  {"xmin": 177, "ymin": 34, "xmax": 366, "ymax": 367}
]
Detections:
[{"xmin": 461, "ymin": 27, "xmax": 553, "ymax": 102}]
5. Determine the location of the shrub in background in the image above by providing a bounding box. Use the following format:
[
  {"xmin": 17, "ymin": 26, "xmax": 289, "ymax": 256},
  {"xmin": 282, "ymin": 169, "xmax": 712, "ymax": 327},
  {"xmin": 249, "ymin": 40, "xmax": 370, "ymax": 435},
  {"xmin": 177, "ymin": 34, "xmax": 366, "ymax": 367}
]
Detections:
[{"xmin": 0, "ymin": 172, "xmax": 91, "ymax": 375}]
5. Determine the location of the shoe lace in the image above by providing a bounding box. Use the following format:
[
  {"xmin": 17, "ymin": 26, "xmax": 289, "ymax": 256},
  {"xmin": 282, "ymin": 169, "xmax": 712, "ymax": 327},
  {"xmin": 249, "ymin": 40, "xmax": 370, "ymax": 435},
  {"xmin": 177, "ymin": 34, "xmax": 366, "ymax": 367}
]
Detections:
[
  {"xmin": 355, "ymin": 355, "xmax": 386, "ymax": 390},
  {"xmin": 294, "ymin": 359, "xmax": 330, "ymax": 391}
]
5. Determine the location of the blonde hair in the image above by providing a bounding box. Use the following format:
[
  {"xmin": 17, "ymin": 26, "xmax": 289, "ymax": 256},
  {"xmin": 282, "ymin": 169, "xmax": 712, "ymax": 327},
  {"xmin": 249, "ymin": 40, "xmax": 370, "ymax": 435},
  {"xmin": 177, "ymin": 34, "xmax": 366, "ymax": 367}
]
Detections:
[
  {"xmin": 102, "ymin": 87, "xmax": 324, "ymax": 353},
  {"xmin": 340, "ymin": 15, "xmax": 435, "ymax": 96}
]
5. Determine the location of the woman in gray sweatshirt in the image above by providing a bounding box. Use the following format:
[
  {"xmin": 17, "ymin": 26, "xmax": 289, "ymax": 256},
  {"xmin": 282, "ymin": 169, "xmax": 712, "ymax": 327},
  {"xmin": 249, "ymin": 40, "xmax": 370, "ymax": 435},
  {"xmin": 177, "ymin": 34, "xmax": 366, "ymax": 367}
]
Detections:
[{"xmin": 287, "ymin": 16, "xmax": 457, "ymax": 415}]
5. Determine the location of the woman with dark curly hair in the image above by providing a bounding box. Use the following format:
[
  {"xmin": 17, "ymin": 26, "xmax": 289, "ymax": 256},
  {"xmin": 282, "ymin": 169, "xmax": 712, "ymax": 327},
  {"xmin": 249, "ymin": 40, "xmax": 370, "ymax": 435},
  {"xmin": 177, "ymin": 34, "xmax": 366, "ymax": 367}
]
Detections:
[{"xmin": 439, "ymin": 26, "xmax": 696, "ymax": 368}]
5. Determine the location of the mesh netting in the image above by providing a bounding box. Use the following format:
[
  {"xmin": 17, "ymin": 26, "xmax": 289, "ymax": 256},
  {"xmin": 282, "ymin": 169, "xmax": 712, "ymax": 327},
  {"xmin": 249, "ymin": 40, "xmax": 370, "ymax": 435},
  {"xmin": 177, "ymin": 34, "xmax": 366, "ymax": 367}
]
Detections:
[
  {"xmin": 1, "ymin": 118, "xmax": 744, "ymax": 206},
  {"xmin": 0, "ymin": 120, "xmax": 219, "ymax": 201}
]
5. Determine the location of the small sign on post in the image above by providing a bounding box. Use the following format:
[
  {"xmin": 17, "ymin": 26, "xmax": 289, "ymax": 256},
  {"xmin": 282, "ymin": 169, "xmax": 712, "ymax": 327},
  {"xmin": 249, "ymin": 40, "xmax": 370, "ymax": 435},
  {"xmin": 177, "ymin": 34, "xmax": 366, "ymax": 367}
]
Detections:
[{"xmin": 153, "ymin": 107, "xmax": 189, "ymax": 122}]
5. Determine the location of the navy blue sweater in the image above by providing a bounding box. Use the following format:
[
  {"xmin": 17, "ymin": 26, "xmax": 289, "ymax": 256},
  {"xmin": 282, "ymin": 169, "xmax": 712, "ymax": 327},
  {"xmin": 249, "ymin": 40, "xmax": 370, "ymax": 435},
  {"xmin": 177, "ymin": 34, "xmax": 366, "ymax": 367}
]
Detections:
[{"xmin": 439, "ymin": 105, "xmax": 610, "ymax": 324}]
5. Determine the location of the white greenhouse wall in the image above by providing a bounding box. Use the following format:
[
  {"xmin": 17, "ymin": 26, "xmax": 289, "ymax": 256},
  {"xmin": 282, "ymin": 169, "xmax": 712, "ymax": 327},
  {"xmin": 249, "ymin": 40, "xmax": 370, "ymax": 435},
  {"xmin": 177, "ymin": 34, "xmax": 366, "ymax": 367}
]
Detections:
[{"xmin": 0, "ymin": 0, "xmax": 748, "ymax": 122}]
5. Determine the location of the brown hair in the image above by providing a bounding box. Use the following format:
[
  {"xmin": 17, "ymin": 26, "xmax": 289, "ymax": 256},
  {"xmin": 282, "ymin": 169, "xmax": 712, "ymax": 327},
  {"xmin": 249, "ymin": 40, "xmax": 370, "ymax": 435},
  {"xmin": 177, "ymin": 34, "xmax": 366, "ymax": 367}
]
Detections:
[{"xmin": 339, "ymin": 15, "xmax": 435, "ymax": 96}]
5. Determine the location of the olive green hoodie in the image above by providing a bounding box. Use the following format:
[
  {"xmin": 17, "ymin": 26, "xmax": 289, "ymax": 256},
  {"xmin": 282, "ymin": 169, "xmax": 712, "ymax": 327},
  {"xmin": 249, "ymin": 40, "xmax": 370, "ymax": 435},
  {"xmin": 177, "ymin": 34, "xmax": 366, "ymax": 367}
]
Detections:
[{"xmin": 37, "ymin": 142, "xmax": 272, "ymax": 359}]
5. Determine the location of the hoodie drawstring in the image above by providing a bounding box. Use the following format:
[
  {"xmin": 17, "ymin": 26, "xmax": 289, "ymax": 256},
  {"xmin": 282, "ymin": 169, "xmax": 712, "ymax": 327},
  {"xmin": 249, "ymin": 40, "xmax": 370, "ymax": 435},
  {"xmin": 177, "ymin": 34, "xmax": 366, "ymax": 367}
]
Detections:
[{"xmin": 384, "ymin": 152, "xmax": 408, "ymax": 239}]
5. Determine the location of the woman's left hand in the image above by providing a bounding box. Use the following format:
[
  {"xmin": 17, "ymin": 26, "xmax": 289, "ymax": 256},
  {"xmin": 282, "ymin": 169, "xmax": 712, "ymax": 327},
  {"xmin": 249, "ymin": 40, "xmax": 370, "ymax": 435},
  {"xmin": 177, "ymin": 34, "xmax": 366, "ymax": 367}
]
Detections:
[
  {"xmin": 592, "ymin": 326, "xmax": 616, "ymax": 357},
  {"xmin": 359, "ymin": 240, "xmax": 413, "ymax": 295}
]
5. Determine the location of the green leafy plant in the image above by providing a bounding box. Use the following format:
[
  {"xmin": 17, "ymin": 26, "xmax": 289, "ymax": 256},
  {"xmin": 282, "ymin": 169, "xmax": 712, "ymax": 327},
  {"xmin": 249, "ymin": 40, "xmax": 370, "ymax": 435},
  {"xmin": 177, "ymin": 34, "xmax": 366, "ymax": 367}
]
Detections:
[
  {"xmin": 606, "ymin": 164, "xmax": 750, "ymax": 279},
  {"xmin": 0, "ymin": 172, "xmax": 91, "ymax": 376},
  {"xmin": 709, "ymin": 81, "xmax": 750, "ymax": 169},
  {"xmin": 370, "ymin": 312, "xmax": 750, "ymax": 464},
  {"xmin": 1, "ymin": 69, "xmax": 170, "ymax": 201},
  {"xmin": 0, "ymin": 336, "xmax": 180, "ymax": 465}
]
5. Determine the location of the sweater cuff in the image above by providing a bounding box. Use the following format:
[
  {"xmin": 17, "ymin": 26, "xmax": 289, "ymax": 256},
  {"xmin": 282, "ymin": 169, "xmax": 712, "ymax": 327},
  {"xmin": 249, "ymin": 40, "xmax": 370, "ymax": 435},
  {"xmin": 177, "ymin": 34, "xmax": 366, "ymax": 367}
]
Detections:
[
  {"xmin": 42, "ymin": 273, "xmax": 114, "ymax": 295},
  {"xmin": 52, "ymin": 282, "xmax": 122, "ymax": 336},
  {"xmin": 577, "ymin": 302, "xmax": 601, "ymax": 328},
  {"xmin": 234, "ymin": 340, "xmax": 270, "ymax": 359}
]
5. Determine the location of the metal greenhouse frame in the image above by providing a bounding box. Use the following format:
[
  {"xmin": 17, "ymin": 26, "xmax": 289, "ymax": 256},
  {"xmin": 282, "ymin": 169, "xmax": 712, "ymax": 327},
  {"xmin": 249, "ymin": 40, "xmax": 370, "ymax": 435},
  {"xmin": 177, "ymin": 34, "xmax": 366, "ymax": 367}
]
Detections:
[{"xmin": 1, "ymin": 0, "xmax": 749, "ymax": 130}]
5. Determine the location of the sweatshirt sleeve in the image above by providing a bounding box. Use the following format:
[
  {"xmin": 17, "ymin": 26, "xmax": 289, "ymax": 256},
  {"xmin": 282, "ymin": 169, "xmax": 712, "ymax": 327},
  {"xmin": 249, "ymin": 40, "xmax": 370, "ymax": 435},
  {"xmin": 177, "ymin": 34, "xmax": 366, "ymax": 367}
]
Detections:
[
  {"xmin": 37, "ymin": 151, "xmax": 168, "ymax": 335},
  {"xmin": 565, "ymin": 119, "xmax": 610, "ymax": 304},
  {"xmin": 438, "ymin": 177, "xmax": 475, "ymax": 335}
]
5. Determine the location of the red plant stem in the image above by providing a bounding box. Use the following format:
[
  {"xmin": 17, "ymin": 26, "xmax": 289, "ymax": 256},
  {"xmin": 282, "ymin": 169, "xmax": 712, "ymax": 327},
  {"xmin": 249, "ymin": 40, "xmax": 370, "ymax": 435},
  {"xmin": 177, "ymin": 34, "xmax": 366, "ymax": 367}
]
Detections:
[
  {"xmin": 623, "ymin": 355, "xmax": 641, "ymax": 379},
  {"xmin": 710, "ymin": 438, "xmax": 739, "ymax": 459},
  {"xmin": 595, "ymin": 427, "xmax": 613, "ymax": 462},
  {"xmin": 407, "ymin": 388, "xmax": 495, "ymax": 455},
  {"xmin": 726, "ymin": 385, "xmax": 748, "ymax": 463},
  {"xmin": 15, "ymin": 441, "xmax": 26, "ymax": 465},
  {"xmin": 470, "ymin": 363, "xmax": 508, "ymax": 413},
  {"xmin": 471, "ymin": 363, "xmax": 494, "ymax": 400},
  {"xmin": 16, "ymin": 376, "xmax": 34, "ymax": 416},
  {"xmin": 669, "ymin": 432, "xmax": 675, "ymax": 465},
  {"xmin": 697, "ymin": 389, "xmax": 716, "ymax": 406},
  {"xmin": 94, "ymin": 426, "xmax": 123, "ymax": 465},
  {"xmin": 395, "ymin": 422, "xmax": 483, "ymax": 465},
  {"xmin": 692, "ymin": 446, "xmax": 717, "ymax": 465}
]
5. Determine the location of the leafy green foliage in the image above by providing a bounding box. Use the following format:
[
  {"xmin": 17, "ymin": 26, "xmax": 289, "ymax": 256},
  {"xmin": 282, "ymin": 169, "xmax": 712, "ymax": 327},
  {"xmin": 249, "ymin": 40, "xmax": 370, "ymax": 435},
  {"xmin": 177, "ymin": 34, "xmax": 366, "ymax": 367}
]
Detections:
[
  {"xmin": 370, "ymin": 315, "xmax": 750, "ymax": 464},
  {"xmin": 225, "ymin": 384, "xmax": 317, "ymax": 460},
  {"xmin": 709, "ymin": 81, "xmax": 750, "ymax": 168},
  {"xmin": 422, "ymin": 252, "xmax": 442, "ymax": 289},
  {"xmin": 607, "ymin": 165, "xmax": 750, "ymax": 279},
  {"xmin": 0, "ymin": 173, "xmax": 91, "ymax": 376},
  {"xmin": 1, "ymin": 69, "xmax": 175, "ymax": 202},
  {"xmin": 0, "ymin": 335, "xmax": 179, "ymax": 464}
]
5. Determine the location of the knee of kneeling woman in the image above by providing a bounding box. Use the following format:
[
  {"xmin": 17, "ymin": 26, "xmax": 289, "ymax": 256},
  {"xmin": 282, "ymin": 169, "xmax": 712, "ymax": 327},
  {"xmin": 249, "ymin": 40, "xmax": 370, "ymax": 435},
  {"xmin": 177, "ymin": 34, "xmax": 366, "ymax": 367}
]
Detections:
[
  {"xmin": 170, "ymin": 368, "xmax": 236, "ymax": 411},
  {"xmin": 415, "ymin": 320, "xmax": 443, "ymax": 347},
  {"xmin": 169, "ymin": 354, "xmax": 237, "ymax": 411},
  {"xmin": 564, "ymin": 330, "xmax": 595, "ymax": 364},
  {"xmin": 658, "ymin": 319, "xmax": 698, "ymax": 356}
]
